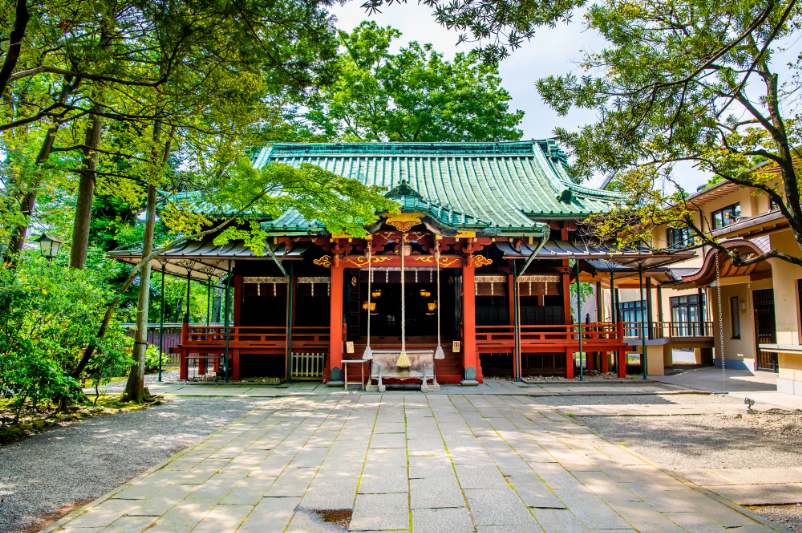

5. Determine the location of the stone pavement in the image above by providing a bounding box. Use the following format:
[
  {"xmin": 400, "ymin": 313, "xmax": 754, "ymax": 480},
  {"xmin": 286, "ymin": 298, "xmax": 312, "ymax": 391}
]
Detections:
[
  {"xmin": 45, "ymin": 394, "xmax": 786, "ymax": 533},
  {"xmin": 101, "ymin": 378, "xmax": 688, "ymax": 398}
]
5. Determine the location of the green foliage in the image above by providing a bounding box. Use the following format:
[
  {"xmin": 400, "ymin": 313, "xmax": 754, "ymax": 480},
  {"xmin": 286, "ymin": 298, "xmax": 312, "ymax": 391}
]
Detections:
[
  {"xmin": 533, "ymin": 0, "xmax": 802, "ymax": 266},
  {"xmin": 144, "ymin": 345, "xmax": 162, "ymax": 374},
  {"xmin": 0, "ymin": 252, "xmax": 133, "ymax": 411},
  {"xmin": 300, "ymin": 21, "xmax": 524, "ymax": 142},
  {"xmin": 361, "ymin": 0, "xmax": 583, "ymax": 63}
]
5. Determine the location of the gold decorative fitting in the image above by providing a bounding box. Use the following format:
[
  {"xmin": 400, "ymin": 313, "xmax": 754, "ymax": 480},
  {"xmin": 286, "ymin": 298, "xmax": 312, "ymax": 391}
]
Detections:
[
  {"xmin": 344, "ymin": 255, "xmax": 392, "ymax": 268},
  {"xmin": 474, "ymin": 255, "xmax": 493, "ymax": 267},
  {"xmin": 385, "ymin": 213, "xmax": 423, "ymax": 232},
  {"xmin": 313, "ymin": 255, "xmax": 332, "ymax": 268}
]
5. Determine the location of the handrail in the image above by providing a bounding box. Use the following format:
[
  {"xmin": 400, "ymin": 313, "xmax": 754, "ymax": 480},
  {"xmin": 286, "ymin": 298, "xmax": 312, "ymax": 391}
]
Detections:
[
  {"xmin": 475, "ymin": 323, "xmax": 623, "ymax": 345},
  {"xmin": 623, "ymin": 321, "xmax": 713, "ymax": 339}
]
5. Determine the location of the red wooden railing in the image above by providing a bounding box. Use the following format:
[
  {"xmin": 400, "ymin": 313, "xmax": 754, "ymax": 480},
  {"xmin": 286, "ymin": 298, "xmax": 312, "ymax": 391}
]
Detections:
[
  {"xmin": 181, "ymin": 325, "xmax": 330, "ymax": 349},
  {"xmin": 623, "ymin": 321, "xmax": 713, "ymax": 339},
  {"xmin": 475, "ymin": 322, "xmax": 624, "ymax": 347}
]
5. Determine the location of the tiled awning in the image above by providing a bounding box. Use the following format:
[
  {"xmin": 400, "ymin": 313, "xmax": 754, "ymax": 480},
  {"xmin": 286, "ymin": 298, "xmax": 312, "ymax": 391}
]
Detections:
[
  {"xmin": 497, "ymin": 240, "xmax": 695, "ymax": 269},
  {"xmin": 108, "ymin": 239, "xmax": 310, "ymax": 280}
]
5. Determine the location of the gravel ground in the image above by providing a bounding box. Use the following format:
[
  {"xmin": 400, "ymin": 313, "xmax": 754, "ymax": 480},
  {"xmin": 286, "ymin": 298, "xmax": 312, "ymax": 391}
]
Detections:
[
  {"xmin": 749, "ymin": 505, "xmax": 802, "ymax": 533},
  {"xmin": 552, "ymin": 394, "xmax": 802, "ymax": 533},
  {"xmin": 0, "ymin": 396, "xmax": 269, "ymax": 533},
  {"xmin": 571, "ymin": 411, "xmax": 802, "ymax": 470},
  {"xmin": 99, "ymin": 370, "xmax": 181, "ymax": 390}
]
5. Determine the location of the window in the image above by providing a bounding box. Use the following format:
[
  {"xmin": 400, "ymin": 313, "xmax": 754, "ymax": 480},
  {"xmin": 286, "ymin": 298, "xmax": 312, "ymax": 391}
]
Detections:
[
  {"xmin": 712, "ymin": 204, "xmax": 741, "ymax": 229},
  {"xmin": 730, "ymin": 296, "xmax": 741, "ymax": 338},
  {"xmin": 667, "ymin": 227, "xmax": 693, "ymax": 248},
  {"xmin": 618, "ymin": 300, "xmax": 646, "ymax": 337},
  {"xmin": 770, "ymin": 197, "xmax": 780, "ymax": 210},
  {"xmin": 670, "ymin": 294, "xmax": 705, "ymax": 335}
]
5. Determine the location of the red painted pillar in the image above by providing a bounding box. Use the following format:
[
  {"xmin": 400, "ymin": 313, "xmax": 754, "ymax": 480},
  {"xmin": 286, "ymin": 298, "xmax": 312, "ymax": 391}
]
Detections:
[
  {"xmin": 562, "ymin": 261, "xmax": 571, "ymax": 325},
  {"xmin": 565, "ymin": 347, "xmax": 574, "ymax": 379},
  {"xmin": 328, "ymin": 262, "xmax": 344, "ymax": 383},
  {"xmin": 602, "ymin": 351, "xmax": 609, "ymax": 373},
  {"xmin": 618, "ymin": 348, "xmax": 627, "ymax": 378},
  {"xmin": 462, "ymin": 259, "xmax": 479, "ymax": 384},
  {"xmin": 587, "ymin": 352, "xmax": 595, "ymax": 371}
]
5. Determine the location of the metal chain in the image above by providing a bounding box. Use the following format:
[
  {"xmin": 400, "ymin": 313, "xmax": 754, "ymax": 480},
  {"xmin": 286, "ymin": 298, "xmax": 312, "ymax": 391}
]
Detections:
[{"xmin": 715, "ymin": 252, "xmax": 726, "ymax": 391}]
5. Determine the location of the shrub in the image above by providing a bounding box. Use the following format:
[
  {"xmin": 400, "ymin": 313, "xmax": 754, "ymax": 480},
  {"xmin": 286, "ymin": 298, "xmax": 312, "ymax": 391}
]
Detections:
[{"xmin": 0, "ymin": 252, "xmax": 133, "ymax": 411}]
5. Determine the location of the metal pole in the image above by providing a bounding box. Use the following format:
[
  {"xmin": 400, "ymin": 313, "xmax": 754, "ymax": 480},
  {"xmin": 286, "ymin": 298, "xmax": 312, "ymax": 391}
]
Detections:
[
  {"xmin": 639, "ymin": 264, "xmax": 647, "ymax": 380},
  {"xmin": 513, "ymin": 260, "xmax": 520, "ymax": 381},
  {"xmin": 610, "ymin": 269, "xmax": 616, "ymax": 375},
  {"xmin": 206, "ymin": 281, "xmax": 212, "ymax": 326},
  {"xmin": 577, "ymin": 263, "xmax": 583, "ymax": 381},
  {"xmin": 224, "ymin": 261, "xmax": 232, "ymax": 383},
  {"xmin": 287, "ymin": 261, "xmax": 290, "ymax": 383},
  {"xmin": 185, "ymin": 271, "xmax": 192, "ymax": 322},
  {"xmin": 158, "ymin": 263, "xmax": 165, "ymax": 382}
]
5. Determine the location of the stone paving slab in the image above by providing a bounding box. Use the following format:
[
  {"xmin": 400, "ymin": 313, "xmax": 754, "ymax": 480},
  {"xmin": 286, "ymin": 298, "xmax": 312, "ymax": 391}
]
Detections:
[{"xmin": 43, "ymin": 394, "xmax": 787, "ymax": 533}]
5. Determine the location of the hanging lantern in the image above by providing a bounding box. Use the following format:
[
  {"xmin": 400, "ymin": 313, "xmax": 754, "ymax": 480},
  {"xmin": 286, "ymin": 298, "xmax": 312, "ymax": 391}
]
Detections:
[
  {"xmin": 420, "ymin": 289, "xmax": 431, "ymax": 298},
  {"xmin": 428, "ymin": 301, "xmax": 437, "ymax": 312},
  {"xmin": 372, "ymin": 289, "xmax": 381, "ymax": 298},
  {"xmin": 362, "ymin": 301, "xmax": 376, "ymax": 311}
]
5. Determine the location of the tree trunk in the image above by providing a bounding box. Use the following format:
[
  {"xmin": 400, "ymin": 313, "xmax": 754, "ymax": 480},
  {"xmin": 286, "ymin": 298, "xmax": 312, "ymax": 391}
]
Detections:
[
  {"xmin": 0, "ymin": 0, "xmax": 30, "ymax": 98},
  {"xmin": 68, "ymin": 107, "xmax": 103, "ymax": 269},
  {"xmin": 120, "ymin": 183, "xmax": 158, "ymax": 403}
]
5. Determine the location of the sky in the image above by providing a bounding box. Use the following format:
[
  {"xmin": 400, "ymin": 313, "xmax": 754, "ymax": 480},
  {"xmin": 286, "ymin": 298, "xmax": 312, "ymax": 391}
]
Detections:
[{"xmin": 331, "ymin": 1, "xmax": 799, "ymax": 192}]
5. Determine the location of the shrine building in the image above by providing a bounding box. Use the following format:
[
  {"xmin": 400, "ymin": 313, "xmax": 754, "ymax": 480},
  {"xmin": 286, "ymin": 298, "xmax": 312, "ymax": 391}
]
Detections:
[{"xmin": 111, "ymin": 141, "xmax": 687, "ymax": 386}]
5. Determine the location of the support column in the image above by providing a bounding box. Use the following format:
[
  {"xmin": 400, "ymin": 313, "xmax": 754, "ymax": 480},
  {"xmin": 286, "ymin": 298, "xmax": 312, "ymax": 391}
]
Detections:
[
  {"xmin": 646, "ymin": 277, "xmax": 653, "ymax": 340},
  {"xmin": 462, "ymin": 259, "xmax": 479, "ymax": 385},
  {"xmin": 657, "ymin": 284, "xmax": 664, "ymax": 337},
  {"xmin": 565, "ymin": 347, "xmax": 574, "ymax": 379},
  {"xmin": 596, "ymin": 281, "xmax": 603, "ymax": 321},
  {"xmin": 328, "ymin": 262, "xmax": 344, "ymax": 384},
  {"xmin": 562, "ymin": 262, "xmax": 571, "ymax": 325},
  {"xmin": 233, "ymin": 275, "xmax": 243, "ymax": 326},
  {"xmin": 697, "ymin": 287, "xmax": 705, "ymax": 336}
]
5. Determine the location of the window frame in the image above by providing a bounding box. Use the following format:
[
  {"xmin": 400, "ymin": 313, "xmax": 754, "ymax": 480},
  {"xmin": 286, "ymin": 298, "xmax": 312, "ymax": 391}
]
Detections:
[
  {"xmin": 712, "ymin": 203, "xmax": 741, "ymax": 229},
  {"xmin": 666, "ymin": 227, "xmax": 693, "ymax": 248}
]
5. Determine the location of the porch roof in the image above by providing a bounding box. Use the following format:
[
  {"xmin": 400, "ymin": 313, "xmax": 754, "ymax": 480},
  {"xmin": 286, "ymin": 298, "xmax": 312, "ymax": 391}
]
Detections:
[
  {"xmin": 496, "ymin": 240, "xmax": 695, "ymax": 269},
  {"xmin": 108, "ymin": 240, "xmax": 310, "ymax": 280}
]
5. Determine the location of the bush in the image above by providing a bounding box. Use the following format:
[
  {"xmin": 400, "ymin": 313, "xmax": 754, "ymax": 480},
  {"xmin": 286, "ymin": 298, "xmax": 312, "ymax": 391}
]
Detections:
[
  {"xmin": 144, "ymin": 345, "xmax": 164, "ymax": 374},
  {"xmin": 0, "ymin": 252, "xmax": 133, "ymax": 411}
]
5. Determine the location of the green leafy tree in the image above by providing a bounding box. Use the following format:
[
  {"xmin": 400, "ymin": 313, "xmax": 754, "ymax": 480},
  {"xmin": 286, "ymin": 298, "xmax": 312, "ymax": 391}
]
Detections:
[
  {"xmin": 300, "ymin": 21, "xmax": 524, "ymax": 142},
  {"xmin": 528, "ymin": 0, "xmax": 802, "ymax": 269}
]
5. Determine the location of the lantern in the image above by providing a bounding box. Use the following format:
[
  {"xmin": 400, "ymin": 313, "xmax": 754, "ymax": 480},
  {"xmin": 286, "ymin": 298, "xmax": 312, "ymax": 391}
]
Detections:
[{"xmin": 35, "ymin": 233, "xmax": 63, "ymax": 260}]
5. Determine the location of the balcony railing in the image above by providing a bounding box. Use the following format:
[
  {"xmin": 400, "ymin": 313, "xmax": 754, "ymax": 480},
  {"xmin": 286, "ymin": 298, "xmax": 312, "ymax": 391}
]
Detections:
[
  {"xmin": 476, "ymin": 323, "xmax": 624, "ymax": 348},
  {"xmin": 181, "ymin": 325, "xmax": 330, "ymax": 350},
  {"xmin": 623, "ymin": 321, "xmax": 713, "ymax": 339}
]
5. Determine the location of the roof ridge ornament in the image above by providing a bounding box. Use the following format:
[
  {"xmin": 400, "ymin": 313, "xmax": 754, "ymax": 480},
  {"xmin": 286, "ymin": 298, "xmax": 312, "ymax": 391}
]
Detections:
[{"xmin": 385, "ymin": 179, "xmax": 423, "ymax": 199}]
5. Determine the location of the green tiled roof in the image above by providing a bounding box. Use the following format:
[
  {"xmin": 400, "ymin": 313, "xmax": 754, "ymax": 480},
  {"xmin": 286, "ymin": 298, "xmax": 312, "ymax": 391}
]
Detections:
[
  {"xmin": 255, "ymin": 141, "xmax": 624, "ymax": 233},
  {"xmin": 172, "ymin": 141, "xmax": 624, "ymax": 235}
]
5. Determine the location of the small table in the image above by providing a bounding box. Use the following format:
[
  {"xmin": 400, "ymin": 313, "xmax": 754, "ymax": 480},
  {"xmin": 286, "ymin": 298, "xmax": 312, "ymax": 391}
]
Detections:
[{"xmin": 342, "ymin": 359, "xmax": 369, "ymax": 391}]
